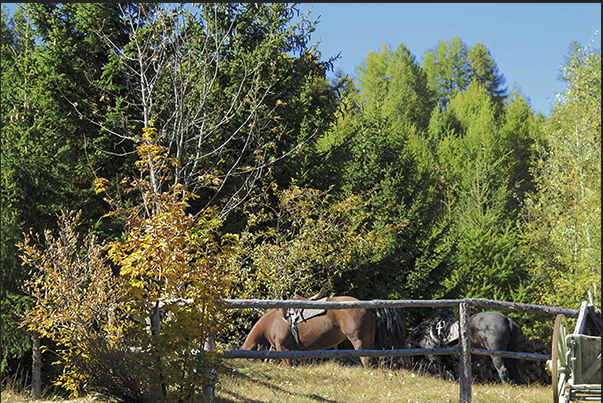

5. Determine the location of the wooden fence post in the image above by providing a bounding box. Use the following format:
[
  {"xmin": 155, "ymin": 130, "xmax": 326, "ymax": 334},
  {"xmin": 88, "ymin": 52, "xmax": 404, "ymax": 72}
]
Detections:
[{"xmin": 458, "ymin": 302, "xmax": 472, "ymax": 403}]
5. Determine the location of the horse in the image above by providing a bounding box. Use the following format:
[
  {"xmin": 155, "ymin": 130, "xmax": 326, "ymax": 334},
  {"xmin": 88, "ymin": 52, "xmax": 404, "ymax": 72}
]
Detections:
[
  {"xmin": 241, "ymin": 293, "xmax": 405, "ymax": 369},
  {"xmin": 405, "ymin": 310, "xmax": 523, "ymax": 384}
]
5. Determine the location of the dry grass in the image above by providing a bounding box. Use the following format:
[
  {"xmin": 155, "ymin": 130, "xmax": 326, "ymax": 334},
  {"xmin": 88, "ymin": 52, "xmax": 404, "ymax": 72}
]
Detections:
[
  {"xmin": 1, "ymin": 374, "xmax": 106, "ymax": 403},
  {"xmin": 0, "ymin": 390, "xmax": 101, "ymax": 403},
  {"xmin": 214, "ymin": 359, "xmax": 552, "ymax": 403},
  {"xmin": 2, "ymin": 359, "xmax": 553, "ymax": 403}
]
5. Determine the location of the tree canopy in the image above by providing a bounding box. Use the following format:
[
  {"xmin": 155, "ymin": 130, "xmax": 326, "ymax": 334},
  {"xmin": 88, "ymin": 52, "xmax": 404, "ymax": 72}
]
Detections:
[{"xmin": 1, "ymin": 3, "xmax": 600, "ymax": 396}]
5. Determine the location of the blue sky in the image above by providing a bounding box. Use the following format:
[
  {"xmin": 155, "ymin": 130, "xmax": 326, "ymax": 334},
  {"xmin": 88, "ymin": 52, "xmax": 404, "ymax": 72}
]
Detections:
[
  {"xmin": 3, "ymin": 3, "xmax": 600, "ymax": 115},
  {"xmin": 295, "ymin": 3, "xmax": 601, "ymax": 116}
]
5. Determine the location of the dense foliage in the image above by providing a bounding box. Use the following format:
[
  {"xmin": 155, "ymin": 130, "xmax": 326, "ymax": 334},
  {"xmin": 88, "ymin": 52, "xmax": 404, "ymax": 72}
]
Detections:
[
  {"xmin": 20, "ymin": 125, "xmax": 238, "ymax": 400},
  {"xmin": 1, "ymin": 3, "xmax": 600, "ymax": 398},
  {"xmin": 520, "ymin": 40, "xmax": 601, "ymax": 310}
]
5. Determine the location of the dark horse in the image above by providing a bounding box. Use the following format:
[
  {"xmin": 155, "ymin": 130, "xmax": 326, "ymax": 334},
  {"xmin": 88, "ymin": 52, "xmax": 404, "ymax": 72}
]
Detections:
[
  {"xmin": 242, "ymin": 294, "xmax": 405, "ymax": 369},
  {"xmin": 405, "ymin": 310, "xmax": 523, "ymax": 383}
]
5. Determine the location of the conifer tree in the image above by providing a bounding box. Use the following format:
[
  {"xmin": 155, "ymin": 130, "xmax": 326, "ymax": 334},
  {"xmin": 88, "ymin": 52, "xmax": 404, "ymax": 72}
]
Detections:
[
  {"xmin": 423, "ymin": 36, "xmax": 471, "ymax": 110},
  {"xmin": 434, "ymin": 82, "xmax": 527, "ymax": 301},
  {"xmin": 468, "ymin": 42, "xmax": 508, "ymax": 110},
  {"xmin": 423, "ymin": 36, "xmax": 507, "ymax": 111},
  {"xmin": 331, "ymin": 44, "xmax": 451, "ymax": 307}
]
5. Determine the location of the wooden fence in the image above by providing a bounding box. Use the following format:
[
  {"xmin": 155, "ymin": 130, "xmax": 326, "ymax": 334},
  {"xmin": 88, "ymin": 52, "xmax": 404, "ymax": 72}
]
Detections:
[{"xmin": 216, "ymin": 298, "xmax": 579, "ymax": 403}]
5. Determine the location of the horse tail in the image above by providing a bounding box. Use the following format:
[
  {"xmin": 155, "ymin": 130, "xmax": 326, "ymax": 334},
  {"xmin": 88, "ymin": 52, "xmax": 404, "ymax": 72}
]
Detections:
[
  {"xmin": 377, "ymin": 307, "xmax": 407, "ymax": 349},
  {"xmin": 504, "ymin": 316, "xmax": 523, "ymax": 384}
]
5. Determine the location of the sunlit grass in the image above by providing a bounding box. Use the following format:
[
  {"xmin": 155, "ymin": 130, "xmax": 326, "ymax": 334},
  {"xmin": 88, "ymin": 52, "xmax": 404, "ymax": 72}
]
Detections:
[
  {"xmin": 215, "ymin": 359, "xmax": 552, "ymax": 403},
  {"xmin": 2, "ymin": 359, "xmax": 553, "ymax": 403}
]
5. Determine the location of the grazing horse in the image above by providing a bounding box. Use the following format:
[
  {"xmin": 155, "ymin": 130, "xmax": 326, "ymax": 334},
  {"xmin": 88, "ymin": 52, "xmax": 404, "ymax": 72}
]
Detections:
[
  {"xmin": 405, "ymin": 310, "xmax": 523, "ymax": 384},
  {"xmin": 469, "ymin": 311, "xmax": 522, "ymax": 383},
  {"xmin": 241, "ymin": 294, "xmax": 404, "ymax": 369}
]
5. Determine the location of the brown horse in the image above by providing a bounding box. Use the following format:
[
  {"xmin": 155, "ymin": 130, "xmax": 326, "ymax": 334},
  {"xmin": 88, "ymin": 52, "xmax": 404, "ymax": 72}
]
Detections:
[{"xmin": 242, "ymin": 295, "xmax": 388, "ymax": 369}]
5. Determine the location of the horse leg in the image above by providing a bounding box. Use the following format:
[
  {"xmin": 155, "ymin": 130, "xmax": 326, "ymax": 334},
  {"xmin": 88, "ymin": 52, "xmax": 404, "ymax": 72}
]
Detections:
[
  {"xmin": 344, "ymin": 329, "xmax": 376, "ymax": 369},
  {"xmin": 343, "ymin": 312, "xmax": 376, "ymax": 369},
  {"xmin": 274, "ymin": 342, "xmax": 294, "ymax": 367},
  {"xmin": 348, "ymin": 338, "xmax": 375, "ymax": 369},
  {"xmin": 279, "ymin": 358, "xmax": 292, "ymax": 367},
  {"xmin": 491, "ymin": 356, "xmax": 509, "ymax": 383}
]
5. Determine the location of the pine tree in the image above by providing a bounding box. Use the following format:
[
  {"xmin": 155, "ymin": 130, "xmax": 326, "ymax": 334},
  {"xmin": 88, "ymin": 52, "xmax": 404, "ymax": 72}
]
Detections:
[
  {"xmin": 330, "ymin": 43, "xmax": 452, "ymax": 307},
  {"xmin": 433, "ymin": 82, "xmax": 527, "ymax": 301},
  {"xmin": 468, "ymin": 42, "xmax": 508, "ymax": 110}
]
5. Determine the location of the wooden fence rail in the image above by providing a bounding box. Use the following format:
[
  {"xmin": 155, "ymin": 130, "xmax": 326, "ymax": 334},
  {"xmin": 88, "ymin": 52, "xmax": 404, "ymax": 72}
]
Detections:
[
  {"xmin": 223, "ymin": 297, "xmax": 580, "ymax": 317},
  {"xmin": 218, "ymin": 347, "xmax": 551, "ymax": 362},
  {"xmin": 217, "ymin": 298, "xmax": 579, "ymax": 403}
]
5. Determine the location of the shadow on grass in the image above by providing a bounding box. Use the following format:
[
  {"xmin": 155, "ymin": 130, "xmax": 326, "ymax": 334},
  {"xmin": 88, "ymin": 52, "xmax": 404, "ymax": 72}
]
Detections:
[{"xmin": 215, "ymin": 365, "xmax": 343, "ymax": 403}]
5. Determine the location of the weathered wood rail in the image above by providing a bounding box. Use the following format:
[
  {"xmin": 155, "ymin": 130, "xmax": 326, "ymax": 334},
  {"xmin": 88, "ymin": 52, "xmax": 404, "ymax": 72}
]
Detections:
[
  {"xmin": 223, "ymin": 297, "xmax": 579, "ymax": 316},
  {"xmin": 218, "ymin": 346, "xmax": 552, "ymax": 362},
  {"xmin": 217, "ymin": 298, "xmax": 579, "ymax": 403}
]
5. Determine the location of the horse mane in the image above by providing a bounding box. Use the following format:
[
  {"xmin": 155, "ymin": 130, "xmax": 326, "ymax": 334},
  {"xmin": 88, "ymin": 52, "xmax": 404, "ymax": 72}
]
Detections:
[{"xmin": 406, "ymin": 309, "xmax": 458, "ymax": 348}]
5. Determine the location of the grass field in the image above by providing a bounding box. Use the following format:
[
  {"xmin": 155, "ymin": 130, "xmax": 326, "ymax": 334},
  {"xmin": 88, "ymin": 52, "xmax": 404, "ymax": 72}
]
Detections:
[
  {"xmin": 2, "ymin": 359, "xmax": 553, "ymax": 403},
  {"xmin": 214, "ymin": 359, "xmax": 552, "ymax": 403}
]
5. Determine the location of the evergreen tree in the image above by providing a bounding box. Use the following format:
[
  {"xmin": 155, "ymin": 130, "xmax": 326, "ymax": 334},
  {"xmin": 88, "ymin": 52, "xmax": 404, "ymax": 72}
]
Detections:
[
  {"xmin": 330, "ymin": 44, "xmax": 451, "ymax": 312},
  {"xmin": 423, "ymin": 36, "xmax": 471, "ymax": 110},
  {"xmin": 385, "ymin": 43, "xmax": 435, "ymax": 132},
  {"xmin": 1, "ymin": 4, "xmax": 129, "ymax": 375},
  {"xmin": 305, "ymin": 71, "xmax": 358, "ymax": 191},
  {"xmin": 499, "ymin": 86, "xmax": 540, "ymax": 211},
  {"xmin": 423, "ymin": 36, "xmax": 507, "ymax": 111},
  {"xmin": 468, "ymin": 42, "xmax": 508, "ymax": 110},
  {"xmin": 433, "ymin": 82, "xmax": 527, "ymax": 301}
]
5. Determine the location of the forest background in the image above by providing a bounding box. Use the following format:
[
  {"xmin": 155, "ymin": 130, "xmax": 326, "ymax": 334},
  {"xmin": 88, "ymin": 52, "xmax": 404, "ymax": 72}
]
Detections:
[{"xmin": 1, "ymin": 3, "xmax": 600, "ymax": 396}]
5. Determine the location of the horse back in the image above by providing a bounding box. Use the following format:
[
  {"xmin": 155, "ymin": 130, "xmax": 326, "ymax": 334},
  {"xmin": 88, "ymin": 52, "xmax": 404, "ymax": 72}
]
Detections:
[{"xmin": 327, "ymin": 296, "xmax": 376, "ymax": 335}]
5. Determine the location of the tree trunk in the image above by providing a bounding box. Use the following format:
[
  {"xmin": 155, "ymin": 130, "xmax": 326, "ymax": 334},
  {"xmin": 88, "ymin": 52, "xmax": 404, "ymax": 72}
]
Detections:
[
  {"xmin": 204, "ymin": 335, "xmax": 215, "ymax": 403},
  {"xmin": 31, "ymin": 331, "xmax": 41, "ymax": 400}
]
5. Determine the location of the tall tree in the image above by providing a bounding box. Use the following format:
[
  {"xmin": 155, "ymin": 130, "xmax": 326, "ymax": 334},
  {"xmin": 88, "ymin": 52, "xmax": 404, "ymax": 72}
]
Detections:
[
  {"xmin": 77, "ymin": 3, "xmax": 339, "ymax": 218},
  {"xmin": 520, "ymin": 40, "xmax": 601, "ymax": 309},
  {"xmin": 423, "ymin": 36, "xmax": 471, "ymax": 110},
  {"xmin": 357, "ymin": 43, "xmax": 392, "ymax": 117},
  {"xmin": 468, "ymin": 42, "xmax": 507, "ymax": 110},
  {"xmin": 1, "ymin": 3, "xmax": 340, "ymax": 379},
  {"xmin": 385, "ymin": 43, "xmax": 435, "ymax": 132},
  {"xmin": 331, "ymin": 44, "xmax": 451, "ymax": 312},
  {"xmin": 433, "ymin": 81, "xmax": 527, "ymax": 301},
  {"xmin": 423, "ymin": 36, "xmax": 507, "ymax": 111},
  {"xmin": 499, "ymin": 85, "xmax": 540, "ymax": 211},
  {"xmin": 1, "ymin": 4, "xmax": 127, "ymax": 375}
]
